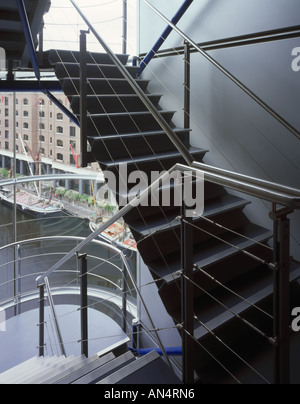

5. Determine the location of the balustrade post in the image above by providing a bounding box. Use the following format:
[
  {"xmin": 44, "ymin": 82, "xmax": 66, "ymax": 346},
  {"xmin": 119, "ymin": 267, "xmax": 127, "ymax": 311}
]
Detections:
[
  {"xmin": 78, "ymin": 253, "xmax": 88, "ymax": 358},
  {"xmin": 39, "ymin": 284, "xmax": 45, "ymax": 357},
  {"xmin": 181, "ymin": 178, "xmax": 195, "ymax": 384},
  {"xmin": 271, "ymin": 204, "xmax": 293, "ymax": 384}
]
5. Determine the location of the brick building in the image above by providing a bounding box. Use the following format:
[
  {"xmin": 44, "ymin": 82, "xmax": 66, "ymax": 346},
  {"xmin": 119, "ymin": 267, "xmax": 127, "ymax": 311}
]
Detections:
[{"xmin": 0, "ymin": 92, "xmax": 102, "ymax": 194}]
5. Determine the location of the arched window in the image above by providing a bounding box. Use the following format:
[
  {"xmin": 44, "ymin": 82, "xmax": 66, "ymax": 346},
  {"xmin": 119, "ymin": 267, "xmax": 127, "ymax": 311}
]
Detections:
[
  {"xmin": 23, "ymin": 123, "xmax": 29, "ymax": 129},
  {"xmin": 56, "ymin": 126, "xmax": 63, "ymax": 134},
  {"xmin": 39, "ymin": 135, "xmax": 45, "ymax": 142},
  {"xmin": 57, "ymin": 113, "xmax": 63, "ymax": 120},
  {"xmin": 39, "ymin": 123, "xmax": 45, "ymax": 130},
  {"xmin": 57, "ymin": 139, "xmax": 63, "ymax": 147},
  {"xmin": 39, "ymin": 111, "xmax": 45, "ymax": 118},
  {"xmin": 23, "ymin": 99, "xmax": 28, "ymax": 106},
  {"xmin": 57, "ymin": 153, "xmax": 63, "ymax": 161},
  {"xmin": 23, "ymin": 110, "xmax": 29, "ymax": 117},
  {"xmin": 39, "ymin": 99, "xmax": 45, "ymax": 106},
  {"xmin": 23, "ymin": 134, "xmax": 29, "ymax": 141}
]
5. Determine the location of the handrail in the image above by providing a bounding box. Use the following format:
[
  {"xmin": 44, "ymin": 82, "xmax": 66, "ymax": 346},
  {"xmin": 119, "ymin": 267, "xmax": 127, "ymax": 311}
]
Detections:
[
  {"xmin": 37, "ymin": 162, "xmax": 300, "ymax": 286},
  {"xmin": 137, "ymin": 0, "xmax": 194, "ymax": 77},
  {"xmin": 143, "ymin": 1, "xmax": 300, "ymax": 142},
  {"xmin": 69, "ymin": 0, "xmax": 194, "ymax": 167}
]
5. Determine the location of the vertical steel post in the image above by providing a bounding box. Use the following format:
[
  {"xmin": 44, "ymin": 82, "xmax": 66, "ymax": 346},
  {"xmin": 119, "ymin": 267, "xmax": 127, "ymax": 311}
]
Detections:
[
  {"xmin": 78, "ymin": 253, "xmax": 88, "ymax": 358},
  {"xmin": 39, "ymin": 284, "xmax": 45, "ymax": 357},
  {"xmin": 181, "ymin": 182, "xmax": 194, "ymax": 384},
  {"xmin": 80, "ymin": 30, "xmax": 89, "ymax": 168},
  {"xmin": 184, "ymin": 41, "xmax": 191, "ymax": 130},
  {"xmin": 122, "ymin": 260, "xmax": 128, "ymax": 333},
  {"xmin": 271, "ymin": 205, "xmax": 293, "ymax": 384},
  {"xmin": 122, "ymin": 0, "xmax": 128, "ymax": 55}
]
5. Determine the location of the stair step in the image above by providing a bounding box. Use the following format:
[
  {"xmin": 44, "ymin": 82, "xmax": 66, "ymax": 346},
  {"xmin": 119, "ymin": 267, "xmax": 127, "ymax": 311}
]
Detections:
[
  {"xmin": 43, "ymin": 354, "xmax": 101, "ymax": 385},
  {"xmin": 88, "ymin": 128, "xmax": 190, "ymax": 160},
  {"xmin": 147, "ymin": 223, "xmax": 273, "ymax": 280},
  {"xmin": 55, "ymin": 62, "xmax": 139, "ymax": 80},
  {"xmin": 62, "ymin": 77, "xmax": 149, "ymax": 96},
  {"xmin": 98, "ymin": 351, "xmax": 181, "ymax": 385},
  {"xmin": 129, "ymin": 195, "xmax": 250, "ymax": 239},
  {"xmin": 72, "ymin": 351, "xmax": 135, "ymax": 385},
  {"xmin": 190, "ymin": 262, "xmax": 300, "ymax": 376},
  {"xmin": 55, "ymin": 352, "xmax": 116, "ymax": 385},
  {"xmin": 85, "ymin": 110, "xmax": 176, "ymax": 136},
  {"xmin": 71, "ymin": 93, "xmax": 163, "ymax": 114},
  {"xmin": 48, "ymin": 49, "xmax": 129, "ymax": 66},
  {"xmin": 95, "ymin": 147, "xmax": 207, "ymax": 169}
]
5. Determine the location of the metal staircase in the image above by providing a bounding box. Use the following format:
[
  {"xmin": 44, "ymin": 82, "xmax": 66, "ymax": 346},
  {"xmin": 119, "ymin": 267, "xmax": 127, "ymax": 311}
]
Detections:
[
  {"xmin": 0, "ymin": 350, "xmax": 180, "ymax": 385},
  {"xmin": 47, "ymin": 49, "xmax": 300, "ymax": 384}
]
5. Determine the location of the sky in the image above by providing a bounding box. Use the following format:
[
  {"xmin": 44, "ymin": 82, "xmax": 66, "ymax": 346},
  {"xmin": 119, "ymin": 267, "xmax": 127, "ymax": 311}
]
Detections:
[{"xmin": 43, "ymin": 0, "xmax": 137, "ymax": 55}]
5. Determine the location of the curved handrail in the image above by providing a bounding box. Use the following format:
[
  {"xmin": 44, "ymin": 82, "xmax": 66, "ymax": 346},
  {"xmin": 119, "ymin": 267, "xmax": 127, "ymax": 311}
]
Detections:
[{"xmin": 143, "ymin": 0, "xmax": 300, "ymax": 142}]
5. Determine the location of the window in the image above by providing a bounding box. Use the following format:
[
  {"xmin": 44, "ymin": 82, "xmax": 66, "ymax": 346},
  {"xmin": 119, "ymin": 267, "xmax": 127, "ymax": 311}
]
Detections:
[
  {"xmin": 57, "ymin": 139, "xmax": 63, "ymax": 147},
  {"xmin": 23, "ymin": 135, "xmax": 29, "ymax": 141},
  {"xmin": 57, "ymin": 153, "xmax": 63, "ymax": 161},
  {"xmin": 39, "ymin": 99, "xmax": 45, "ymax": 106},
  {"xmin": 5, "ymin": 131, "xmax": 9, "ymax": 139},
  {"xmin": 57, "ymin": 113, "xmax": 63, "ymax": 120},
  {"xmin": 70, "ymin": 127, "xmax": 76, "ymax": 137},
  {"xmin": 39, "ymin": 111, "xmax": 45, "ymax": 118},
  {"xmin": 5, "ymin": 120, "xmax": 9, "ymax": 128},
  {"xmin": 23, "ymin": 123, "xmax": 29, "ymax": 129},
  {"xmin": 39, "ymin": 135, "xmax": 45, "ymax": 142},
  {"xmin": 70, "ymin": 140, "xmax": 76, "ymax": 150},
  {"xmin": 23, "ymin": 111, "xmax": 29, "ymax": 117},
  {"xmin": 5, "ymin": 97, "xmax": 9, "ymax": 106},
  {"xmin": 5, "ymin": 109, "xmax": 9, "ymax": 117},
  {"xmin": 39, "ymin": 123, "xmax": 45, "ymax": 130},
  {"xmin": 56, "ymin": 126, "xmax": 63, "ymax": 134},
  {"xmin": 23, "ymin": 99, "xmax": 28, "ymax": 106},
  {"xmin": 5, "ymin": 141, "xmax": 9, "ymax": 150},
  {"xmin": 40, "ymin": 148, "xmax": 45, "ymax": 155}
]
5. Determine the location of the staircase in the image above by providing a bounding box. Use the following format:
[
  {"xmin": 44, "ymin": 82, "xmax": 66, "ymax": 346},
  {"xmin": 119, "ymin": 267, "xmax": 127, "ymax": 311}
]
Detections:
[
  {"xmin": 0, "ymin": 351, "xmax": 180, "ymax": 384},
  {"xmin": 49, "ymin": 49, "xmax": 300, "ymax": 383}
]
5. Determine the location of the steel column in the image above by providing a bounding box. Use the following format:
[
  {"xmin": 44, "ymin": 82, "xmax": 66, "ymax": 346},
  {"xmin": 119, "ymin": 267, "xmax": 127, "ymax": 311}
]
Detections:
[
  {"xmin": 181, "ymin": 195, "xmax": 194, "ymax": 384},
  {"xmin": 271, "ymin": 205, "xmax": 293, "ymax": 384},
  {"xmin": 39, "ymin": 284, "xmax": 45, "ymax": 357},
  {"xmin": 80, "ymin": 30, "xmax": 89, "ymax": 168},
  {"xmin": 183, "ymin": 41, "xmax": 191, "ymax": 130},
  {"xmin": 78, "ymin": 253, "xmax": 88, "ymax": 358}
]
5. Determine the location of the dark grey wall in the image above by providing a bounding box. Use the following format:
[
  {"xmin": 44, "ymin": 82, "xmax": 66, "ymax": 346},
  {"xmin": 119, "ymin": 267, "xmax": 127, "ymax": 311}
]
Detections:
[{"xmin": 138, "ymin": 0, "xmax": 300, "ymax": 257}]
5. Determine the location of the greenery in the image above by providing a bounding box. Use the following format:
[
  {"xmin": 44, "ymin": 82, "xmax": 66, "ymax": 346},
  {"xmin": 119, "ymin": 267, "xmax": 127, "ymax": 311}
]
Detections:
[{"xmin": 0, "ymin": 168, "xmax": 10, "ymax": 179}]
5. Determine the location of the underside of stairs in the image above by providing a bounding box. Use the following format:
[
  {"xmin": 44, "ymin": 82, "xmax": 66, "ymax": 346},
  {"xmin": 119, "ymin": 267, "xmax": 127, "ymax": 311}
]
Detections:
[
  {"xmin": 0, "ymin": 350, "xmax": 180, "ymax": 385},
  {"xmin": 49, "ymin": 49, "xmax": 300, "ymax": 384}
]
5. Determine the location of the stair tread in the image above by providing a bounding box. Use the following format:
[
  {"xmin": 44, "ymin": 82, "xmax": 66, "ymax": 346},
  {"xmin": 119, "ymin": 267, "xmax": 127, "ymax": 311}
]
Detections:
[
  {"xmin": 72, "ymin": 351, "xmax": 135, "ymax": 385},
  {"xmin": 98, "ymin": 147, "xmax": 207, "ymax": 167},
  {"xmin": 86, "ymin": 110, "xmax": 176, "ymax": 118},
  {"xmin": 88, "ymin": 128, "xmax": 191, "ymax": 141},
  {"xmin": 192, "ymin": 261, "xmax": 300, "ymax": 340},
  {"xmin": 148, "ymin": 223, "xmax": 273, "ymax": 281},
  {"xmin": 129, "ymin": 195, "xmax": 250, "ymax": 237}
]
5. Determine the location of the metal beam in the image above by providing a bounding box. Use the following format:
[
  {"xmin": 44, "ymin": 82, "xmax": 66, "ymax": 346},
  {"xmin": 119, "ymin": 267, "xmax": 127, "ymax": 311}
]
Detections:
[
  {"xmin": 16, "ymin": 0, "xmax": 40, "ymax": 80},
  {"xmin": 0, "ymin": 80, "xmax": 62, "ymax": 92}
]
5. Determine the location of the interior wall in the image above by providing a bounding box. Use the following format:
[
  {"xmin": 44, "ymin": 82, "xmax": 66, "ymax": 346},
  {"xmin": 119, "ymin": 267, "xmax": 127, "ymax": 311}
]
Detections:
[{"xmin": 138, "ymin": 0, "xmax": 300, "ymax": 257}]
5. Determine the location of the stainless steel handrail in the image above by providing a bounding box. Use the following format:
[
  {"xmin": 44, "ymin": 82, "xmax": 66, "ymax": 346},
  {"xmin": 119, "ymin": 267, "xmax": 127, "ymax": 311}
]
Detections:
[
  {"xmin": 143, "ymin": 0, "xmax": 300, "ymax": 142},
  {"xmin": 36, "ymin": 162, "xmax": 300, "ymax": 287},
  {"xmin": 69, "ymin": 0, "xmax": 194, "ymax": 166}
]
